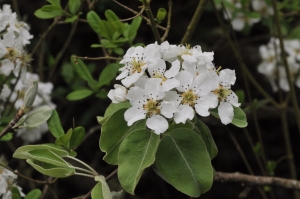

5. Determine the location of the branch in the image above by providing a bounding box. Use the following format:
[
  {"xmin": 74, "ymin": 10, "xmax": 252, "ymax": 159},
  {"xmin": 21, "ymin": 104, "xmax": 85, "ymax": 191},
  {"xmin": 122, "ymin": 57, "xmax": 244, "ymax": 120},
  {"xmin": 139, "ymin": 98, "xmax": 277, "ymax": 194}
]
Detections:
[
  {"xmin": 215, "ymin": 172, "xmax": 300, "ymax": 190},
  {"xmin": 180, "ymin": 0, "xmax": 209, "ymax": 44}
]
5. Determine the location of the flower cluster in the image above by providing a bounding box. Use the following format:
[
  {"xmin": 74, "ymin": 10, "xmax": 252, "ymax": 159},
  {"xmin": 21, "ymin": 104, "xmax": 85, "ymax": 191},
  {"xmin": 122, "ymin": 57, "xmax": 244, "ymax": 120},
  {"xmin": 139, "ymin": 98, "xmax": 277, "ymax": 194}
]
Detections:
[
  {"xmin": 215, "ymin": 0, "xmax": 273, "ymax": 31},
  {"xmin": 108, "ymin": 41, "xmax": 240, "ymax": 134},
  {"xmin": 258, "ymin": 38, "xmax": 300, "ymax": 92},
  {"xmin": 0, "ymin": 4, "xmax": 33, "ymax": 83},
  {"xmin": 0, "ymin": 155, "xmax": 25, "ymax": 198}
]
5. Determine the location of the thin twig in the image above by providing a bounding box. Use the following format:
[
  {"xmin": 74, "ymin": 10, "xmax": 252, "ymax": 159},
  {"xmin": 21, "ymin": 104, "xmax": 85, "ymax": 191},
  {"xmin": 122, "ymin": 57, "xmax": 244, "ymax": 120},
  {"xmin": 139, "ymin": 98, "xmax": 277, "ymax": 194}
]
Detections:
[
  {"xmin": 214, "ymin": 171, "xmax": 300, "ymax": 191},
  {"xmin": 161, "ymin": 0, "xmax": 172, "ymax": 42},
  {"xmin": 120, "ymin": 6, "xmax": 145, "ymax": 22},
  {"xmin": 112, "ymin": 0, "xmax": 167, "ymax": 31},
  {"xmin": 180, "ymin": 0, "xmax": 209, "ymax": 44},
  {"xmin": 142, "ymin": 0, "xmax": 161, "ymax": 44},
  {"xmin": 74, "ymin": 55, "xmax": 121, "ymax": 61}
]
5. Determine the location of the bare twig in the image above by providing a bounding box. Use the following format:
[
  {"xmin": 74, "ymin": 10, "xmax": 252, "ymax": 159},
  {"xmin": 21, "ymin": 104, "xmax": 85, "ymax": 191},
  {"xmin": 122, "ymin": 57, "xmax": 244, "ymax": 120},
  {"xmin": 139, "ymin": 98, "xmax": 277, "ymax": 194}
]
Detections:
[
  {"xmin": 112, "ymin": 0, "xmax": 167, "ymax": 31},
  {"xmin": 74, "ymin": 55, "xmax": 121, "ymax": 61},
  {"xmin": 161, "ymin": 0, "xmax": 173, "ymax": 42},
  {"xmin": 120, "ymin": 6, "xmax": 145, "ymax": 22},
  {"xmin": 215, "ymin": 172, "xmax": 300, "ymax": 191},
  {"xmin": 180, "ymin": 0, "xmax": 209, "ymax": 44}
]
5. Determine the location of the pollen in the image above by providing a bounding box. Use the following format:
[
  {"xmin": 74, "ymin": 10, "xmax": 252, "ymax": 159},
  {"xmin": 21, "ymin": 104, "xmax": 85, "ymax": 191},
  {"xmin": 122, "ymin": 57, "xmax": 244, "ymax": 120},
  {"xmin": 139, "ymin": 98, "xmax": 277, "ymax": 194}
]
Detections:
[
  {"xmin": 130, "ymin": 57, "xmax": 146, "ymax": 74},
  {"xmin": 143, "ymin": 99, "xmax": 160, "ymax": 116},
  {"xmin": 213, "ymin": 85, "xmax": 231, "ymax": 101},
  {"xmin": 181, "ymin": 89, "xmax": 197, "ymax": 107}
]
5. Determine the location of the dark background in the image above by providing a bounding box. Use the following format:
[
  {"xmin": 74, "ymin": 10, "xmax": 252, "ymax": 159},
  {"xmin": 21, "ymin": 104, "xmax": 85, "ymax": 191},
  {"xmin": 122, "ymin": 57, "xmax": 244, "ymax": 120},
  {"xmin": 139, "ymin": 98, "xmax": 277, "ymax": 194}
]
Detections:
[{"xmin": 1, "ymin": 0, "xmax": 300, "ymax": 198}]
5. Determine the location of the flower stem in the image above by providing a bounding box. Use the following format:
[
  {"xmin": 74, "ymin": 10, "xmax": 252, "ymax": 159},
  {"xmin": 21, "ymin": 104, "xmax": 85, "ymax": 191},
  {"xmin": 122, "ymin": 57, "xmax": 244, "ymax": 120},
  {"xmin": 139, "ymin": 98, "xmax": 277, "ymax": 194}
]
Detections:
[{"xmin": 65, "ymin": 156, "xmax": 98, "ymax": 176}]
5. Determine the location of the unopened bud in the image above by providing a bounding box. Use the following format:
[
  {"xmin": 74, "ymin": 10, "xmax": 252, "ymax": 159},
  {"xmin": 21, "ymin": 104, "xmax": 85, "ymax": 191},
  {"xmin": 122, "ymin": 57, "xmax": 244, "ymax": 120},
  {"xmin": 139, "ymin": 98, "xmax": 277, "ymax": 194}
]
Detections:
[{"xmin": 21, "ymin": 81, "xmax": 38, "ymax": 113}]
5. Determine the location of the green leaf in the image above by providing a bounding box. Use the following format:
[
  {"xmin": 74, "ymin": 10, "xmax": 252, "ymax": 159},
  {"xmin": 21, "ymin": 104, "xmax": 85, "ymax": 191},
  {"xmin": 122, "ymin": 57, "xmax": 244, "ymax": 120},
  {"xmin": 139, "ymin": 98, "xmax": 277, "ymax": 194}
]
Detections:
[
  {"xmin": 14, "ymin": 106, "xmax": 53, "ymax": 128},
  {"xmin": 98, "ymin": 63, "xmax": 120, "ymax": 88},
  {"xmin": 156, "ymin": 128, "xmax": 213, "ymax": 197},
  {"xmin": 68, "ymin": 0, "xmax": 81, "ymax": 15},
  {"xmin": 0, "ymin": 133, "xmax": 13, "ymax": 141},
  {"xmin": 156, "ymin": 8, "xmax": 167, "ymax": 23},
  {"xmin": 40, "ymin": 5, "xmax": 62, "ymax": 12},
  {"xmin": 97, "ymin": 102, "xmax": 131, "ymax": 125},
  {"xmin": 92, "ymin": 176, "xmax": 112, "ymax": 199},
  {"xmin": 71, "ymin": 55, "xmax": 97, "ymax": 85},
  {"xmin": 235, "ymin": 89, "xmax": 245, "ymax": 104},
  {"xmin": 105, "ymin": 10, "xmax": 126, "ymax": 34},
  {"xmin": 99, "ymin": 20, "xmax": 114, "ymax": 40},
  {"xmin": 11, "ymin": 187, "xmax": 21, "ymax": 199},
  {"xmin": 118, "ymin": 130, "xmax": 160, "ymax": 194},
  {"xmin": 67, "ymin": 89, "xmax": 94, "ymax": 101},
  {"xmin": 113, "ymin": 48, "xmax": 124, "ymax": 55},
  {"xmin": 25, "ymin": 189, "xmax": 42, "ymax": 199},
  {"xmin": 289, "ymin": 26, "xmax": 300, "ymax": 39},
  {"xmin": 55, "ymin": 128, "xmax": 73, "ymax": 149},
  {"xmin": 100, "ymin": 109, "xmax": 146, "ymax": 165},
  {"xmin": 47, "ymin": 0, "xmax": 61, "ymax": 6},
  {"xmin": 210, "ymin": 106, "xmax": 248, "ymax": 128},
  {"xmin": 125, "ymin": 16, "xmax": 142, "ymax": 42},
  {"xmin": 91, "ymin": 44, "xmax": 103, "ymax": 48},
  {"xmin": 34, "ymin": 8, "xmax": 63, "ymax": 19},
  {"xmin": 69, "ymin": 126, "xmax": 85, "ymax": 148},
  {"xmin": 47, "ymin": 110, "xmax": 65, "ymax": 139},
  {"xmin": 267, "ymin": 161, "xmax": 276, "ymax": 176},
  {"xmin": 13, "ymin": 144, "xmax": 69, "ymax": 159},
  {"xmin": 95, "ymin": 89, "xmax": 108, "ymax": 98},
  {"xmin": 24, "ymin": 189, "xmax": 42, "ymax": 199},
  {"xmin": 111, "ymin": 190, "xmax": 124, "ymax": 199},
  {"xmin": 27, "ymin": 159, "xmax": 75, "ymax": 178},
  {"xmin": 61, "ymin": 63, "xmax": 75, "ymax": 84},
  {"xmin": 87, "ymin": 11, "xmax": 102, "ymax": 35},
  {"xmin": 65, "ymin": 15, "xmax": 78, "ymax": 23}
]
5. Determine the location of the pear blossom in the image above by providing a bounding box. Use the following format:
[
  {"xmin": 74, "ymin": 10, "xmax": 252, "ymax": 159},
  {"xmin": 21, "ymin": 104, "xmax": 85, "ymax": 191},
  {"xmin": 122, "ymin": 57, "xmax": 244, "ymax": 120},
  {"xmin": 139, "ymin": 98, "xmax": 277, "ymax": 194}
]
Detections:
[
  {"xmin": 117, "ymin": 44, "xmax": 161, "ymax": 87},
  {"xmin": 173, "ymin": 71, "xmax": 219, "ymax": 124},
  {"xmin": 125, "ymin": 78, "xmax": 177, "ymax": 134},
  {"xmin": 251, "ymin": 0, "xmax": 274, "ymax": 16},
  {"xmin": 212, "ymin": 69, "xmax": 240, "ymax": 124},
  {"xmin": 108, "ymin": 84, "xmax": 128, "ymax": 103}
]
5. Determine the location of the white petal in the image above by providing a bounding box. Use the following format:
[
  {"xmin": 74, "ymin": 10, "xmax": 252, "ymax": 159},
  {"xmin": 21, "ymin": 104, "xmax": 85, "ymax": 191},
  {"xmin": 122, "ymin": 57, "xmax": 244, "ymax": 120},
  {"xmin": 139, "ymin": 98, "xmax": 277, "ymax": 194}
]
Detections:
[
  {"xmin": 134, "ymin": 75, "xmax": 149, "ymax": 88},
  {"xmin": 175, "ymin": 71, "xmax": 193, "ymax": 92},
  {"xmin": 121, "ymin": 72, "xmax": 143, "ymax": 87},
  {"xmin": 146, "ymin": 115, "xmax": 168, "ymax": 134},
  {"xmin": 163, "ymin": 91, "xmax": 181, "ymax": 107},
  {"xmin": 116, "ymin": 70, "xmax": 128, "ymax": 80},
  {"xmin": 160, "ymin": 101, "xmax": 177, "ymax": 118},
  {"xmin": 127, "ymin": 86, "xmax": 145, "ymax": 105},
  {"xmin": 148, "ymin": 58, "xmax": 166, "ymax": 76},
  {"xmin": 226, "ymin": 91, "xmax": 240, "ymax": 107},
  {"xmin": 195, "ymin": 92, "xmax": 218, "ymax": 117},
  {"xmin": 162, "ymin": 78, "xmax": 180, "ymax": 91},
  {"xmin": 218, "ymin": 101, "xmax": 234, "ymax": 125},
  {"xmin": 124, "ymin": 107, "xmax": 145, "ymax": 126},
  {"xmin": 165, "ymin": 60, "xmax": 180, "ymax": 78},
  {"xmin": 219, "ymin": 69, "xmax": 236, "ymax": 86},
  {"xmin": 145, "ymin": 78, "xmax": 165, "ymax": 100},
  {"xmin": 174, "ymin": 104, "xmax": 194, "ymax": 124}
]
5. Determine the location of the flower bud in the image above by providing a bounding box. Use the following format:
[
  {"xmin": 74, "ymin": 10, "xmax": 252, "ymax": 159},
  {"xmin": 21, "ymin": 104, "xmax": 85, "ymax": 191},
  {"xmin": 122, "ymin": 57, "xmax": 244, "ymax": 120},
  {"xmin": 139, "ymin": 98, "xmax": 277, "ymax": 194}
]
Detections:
[
  {"xmin": 108, "ymin": 84, "xmax": 127, "ymax": 103},
  {"xmin": 21, "ymin": 81, "xmax": 38, "ymax": 113}
]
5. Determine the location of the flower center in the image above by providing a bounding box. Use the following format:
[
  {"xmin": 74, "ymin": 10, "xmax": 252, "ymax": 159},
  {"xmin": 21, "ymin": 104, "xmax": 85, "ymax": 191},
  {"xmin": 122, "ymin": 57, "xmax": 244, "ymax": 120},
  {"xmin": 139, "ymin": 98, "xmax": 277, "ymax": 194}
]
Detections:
[
  {"xmin": 213, "ymin": 86, "xmax": 232, "ymax": 102},
  {"xmin": 143, "ymin": 99, "xmax": 160, "ymax": 116},
  {"xmin": 130, "ymin": 57, "xmax": 146, "ymax": 74},
  {"xmin": 153, "ymin": 71, "xmax": 167, "ymax": 84},
  {"xmin": 181, "ymin": 90, "xmax": 197, "ymax": 106}
]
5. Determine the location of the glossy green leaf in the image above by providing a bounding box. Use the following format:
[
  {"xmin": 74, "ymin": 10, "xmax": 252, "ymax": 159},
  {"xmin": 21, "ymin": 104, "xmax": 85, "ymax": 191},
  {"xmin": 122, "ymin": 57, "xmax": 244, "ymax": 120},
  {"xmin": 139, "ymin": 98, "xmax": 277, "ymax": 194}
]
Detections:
[
  {"xmin": 126, "ymin": 16, "xmax": 142, "ymax": 39},
  {"xmin": 69, "ymin": 126, "xmax": 85, "ymax": 148},
  {"xmin": 97, "ymin": 102, "xmax": 131, "ymax": 125},
  {"xmin": 210, "ymin": 106, "xmax": 248, "ymax": 128},
  {"xmin": 40, "ymin": 5, "xmax": 62, "ymax": 12},
  {"xmin": 92, "ymin": 176, "xmax": 112, "ymax": 199},
  {"xmin": 47, "ymin": 110, "xmax": 64, "ymax": 139},
  {"xmin": 24, "ymin": 189, "xmax": 42, "ymax": 199},
  {"xmin": 67, "ymin": 89, "xmax": 94, "ymax": 101},
  {"xmin": 27, "ymin": 149, "xmax": 70, "ymax": 167},
  {"xmin": 105, "ymin": 10, "xmax": 126, "ymax": 34},
  {"xmin": 68, "ymin": 0, "xmax": 81, "ymax": 15},
  {"xmin": 235, "ymin": 89, "xmax": 245, "ymax": 104},
  {"xmin": 71, "ymin": 55, "xmax": 97, "ymax": 85},
  {"xmin": 156, "ymin": 128, "xmax": 213, "ymax": 197},
  {"xmin": 87, "ymin": 11, "xmax": 102, "ymax": 35},
  {"xmin": 65, "ymin": 15, "xmax": 78, "ymax": 23},
  {"xmin": 34, "ymin": 9, "xmax": 63, "ymax": 19},
  {"xmin": 13, "ymin": 144, "xmax": 69, "ymax": 159},
  {"xmin": 118, "ymin": 130, "xmax": 159, "ymax": 194},
  {"xmin": 100, "ymin": 109, "xmax": 146, "ymax": 165},
  {"xmin": 98, "ymin": 63, "xmax": 120, "ymax": 88},
  {"xmin": 156, "ymin": 8, "xmax": 167, "ymax": 23},
  {"xmin": 27, "ymin": 159, "xmax": 75, "ymax": 178}
]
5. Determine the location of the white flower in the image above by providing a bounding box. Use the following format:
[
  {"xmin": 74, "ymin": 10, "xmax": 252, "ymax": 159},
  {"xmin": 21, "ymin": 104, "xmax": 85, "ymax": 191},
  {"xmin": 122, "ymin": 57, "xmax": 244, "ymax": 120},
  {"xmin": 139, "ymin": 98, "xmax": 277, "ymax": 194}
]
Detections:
[
  {"xmin": 108, "ymin": 84, "xmax": 128, "ymax": 103},
  {"xmin": 147, "ymin": 59, "xmax": 180, "ymax": 91},
  {"xmin": 173, "ymin": 71, "xmax": 219, "ymax": 124},
  {"xmin": 212, "ymin": 69, "xmax": 240, "ymax": 124},
  {"xmin": 16, "ymin": 122, "xmax": 49, "ymax": 144},
  {"xmin": 125, "ymin": 78, "xmax": 177, "ymax": 134},
  {"xmin": 10, "ymin": 72, "xmax": 56, "ymax": 110},
  {"xmin": 0, "ymin": 84, "xmax": 10, "ymax": 101},
  {"xmin": 117, "ymin": 44, "xmax": 161, "ymax": 87},
  {"xmin": 251, "ymin": 0, "xmax": 274, "ymax": 16},
  {"xmin": 231, "ymin": 12, "xmax": 260, "ymax": 31}
]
